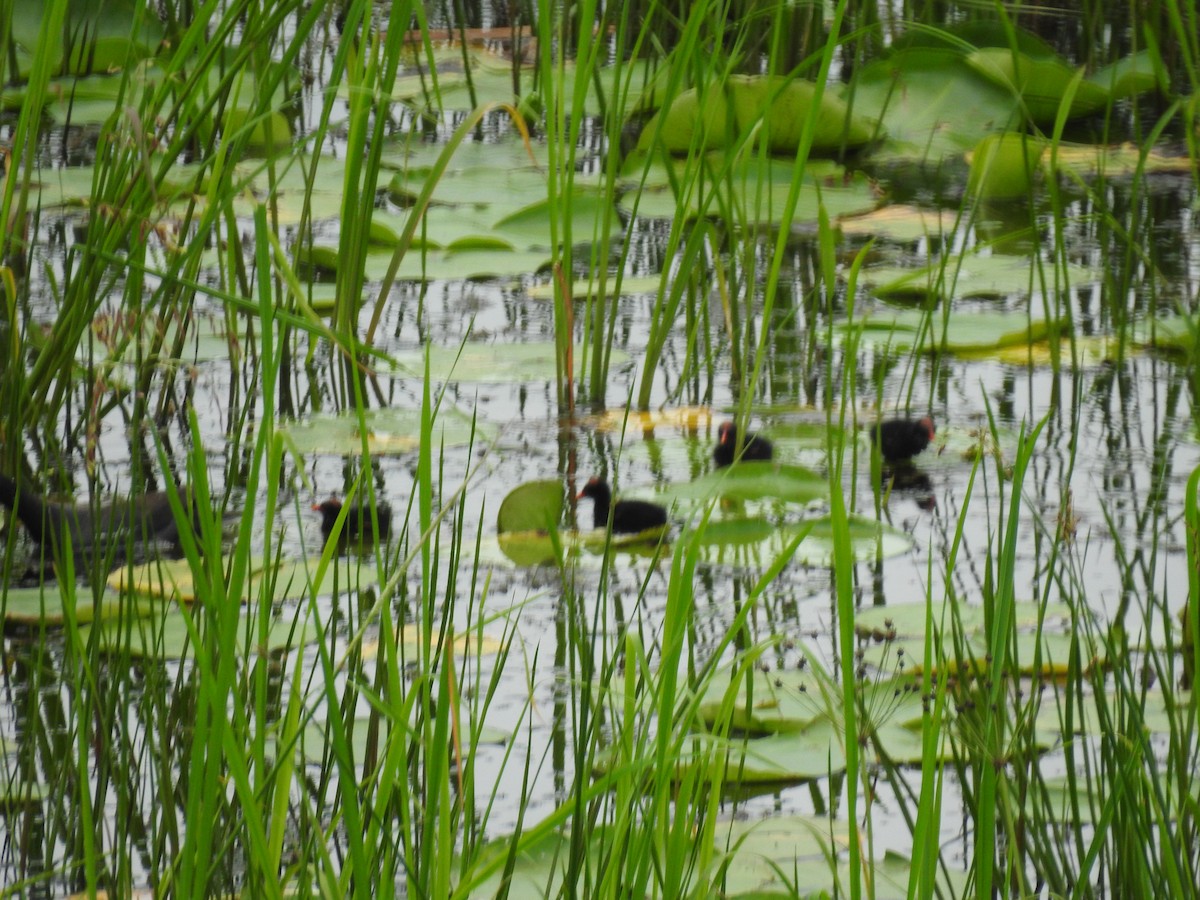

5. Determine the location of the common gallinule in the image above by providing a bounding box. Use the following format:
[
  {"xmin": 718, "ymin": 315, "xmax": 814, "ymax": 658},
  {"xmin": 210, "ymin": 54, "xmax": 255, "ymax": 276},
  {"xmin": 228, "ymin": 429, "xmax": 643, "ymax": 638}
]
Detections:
[
  {"xmin": 313, "ymin": 497, "xmax": 392, "ymax": 543},
  {"xmin": 0, "ymin": 473, "xmax": 190, "ymax": 559},
  {"xmin": 871, "ymin": 417, "xmax": 936, "ymax": 463},
  {"xmin": 713, "ymin": 421, "xmax": 774, "ymax": 468},
  {"xmin": 576, "ymin": 477, "xmax": 667, "ymax": 534}
]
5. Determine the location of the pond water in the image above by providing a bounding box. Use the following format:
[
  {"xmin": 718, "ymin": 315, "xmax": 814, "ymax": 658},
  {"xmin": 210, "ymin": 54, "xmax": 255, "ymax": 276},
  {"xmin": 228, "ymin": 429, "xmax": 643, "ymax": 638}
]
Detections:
[{"xmin": 1, "ymin": 1, "xmax": 1198, "ymax": 895}]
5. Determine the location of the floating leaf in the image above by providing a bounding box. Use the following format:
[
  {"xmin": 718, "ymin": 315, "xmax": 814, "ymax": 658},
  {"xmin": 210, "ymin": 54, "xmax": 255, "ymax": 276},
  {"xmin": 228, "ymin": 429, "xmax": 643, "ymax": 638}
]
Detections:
[
  {"xmin": 639, "ymin": 75, "xmax": 876, "ymax": 155},
  {"xmin": 390, "ymin": 341, "xmax": 628, "ymax": 383},
  {"xmin": 1087, "ymin": 49, "xmax": 1163, "ymax": 99},
  {"xmin": 840, "ymin": 205, "xmax": 958, "ymax": 243},
  {"xmin": 525, "ymin": 274, "xmax": 663, "ymax": 302},
  {"xmin": 838, "ymin": 308, "xmax": 1052, "ymax": 358},
  {"xmin": 967, "ymin": 133, "xmax": 1045, "ymax": 200},
  {"xmin": 966, "ymin": 47, "xmax": 1110, "ymax": 123},
  {"xmin": 856, "ymin": 601, "xmax": 1083, "ymax": 676},
  {"xmin": 497, "ymin": 480, "xmax": 563, "ymax": 534},
  {"xmin": 588, "ymin": 404, "xmax": 713, "ymax": 435},
  {"xmin": 682, "ymin": 514, "xmax": 913, "ymax": 569},
  {"xmin": 360, "ymin": 627, "xmax": 504, "ymax": 660},
  {"xmin": 850, "ymin": 49, "xmax": 1021, "ymax": 164},
  {"xmin": 84, "ymin": 608, "xmax": 317, "ymax": 659},
  {"xmin": 1, "ymin": 584, "xmax": 153, "ymax": 626},
  {"xmin": 624, "ymin": 155, "xmax": 878, "ymax": 224},
  {"xmin": 463, "ymin": 818, "xmax": 962, "ymax": 899},
  {"xmin": 662, "ymin": 462, "xmax": 829, "ymax": 504},
  {"xmin": 861, "ymin": 252, "xmax": 1100, "ymax": 301},
  {"xmin": 107, "ymin": 556, "xmax": 379, "ymax": 602},
  {"xmin": 11, "ymin": 0, "xmax": 164, "ymax": 78},
  {"xmin": 487, "ymin": 528, "xmax": 669, "ymax": 569},
  {"xmin": 279, "ymin": 406, "xmax": 491, "ymax": 456}
]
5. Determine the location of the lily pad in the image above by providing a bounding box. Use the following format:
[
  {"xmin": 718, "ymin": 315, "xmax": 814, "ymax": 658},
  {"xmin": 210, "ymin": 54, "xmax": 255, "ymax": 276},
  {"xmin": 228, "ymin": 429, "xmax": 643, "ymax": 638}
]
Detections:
[
  {"xmin": 661, "ymin": 462, "xmax": 829, "ymax": 504},
  {"xmin": 861, "ymin": 253, "xmax": 1100, "ymax": 301},
  {"xmin": 463, "ymin": 818, "xmax": 962, "ymax": 899},
  {"xmin": 681, "ymin": 514, "xmax": 913, "ymax": 569},
  {"xmin": 856, "ymin": 601, "xmax": 1085, "ymax": 676},
  {"xmin": 1, "ymin": 584, "xmax": 153, "ymax": 626},
  {"xmin": 837, "ymin": 308, "xmax": 1053, "ymax": 357},
  {"xmin": 966, "ymin": 47, "xmax": 1110, "ymax": 123},
  {"xmin": 390, "ymin": 341, "xmax": 628, "ymax": 383},
  {"xmin": 488, "ymin": 527, "xmax": 670, "ymax": 569},
  {"xmin": 967, "ymin": 132, "xmax": 1045, "ymax": 200},
  {"xmin": 107, "ymin": 556, "xmax": 379, "ymax": 603},
  {"xmin": 361, "ymin": 245, "xmax": 554, "ymax": 282},
  {"xmin": 839, "ymin": 205, "xmax": 959, "ymax": 243},
  {"xmin": 11, "ymin": 0, "xmax": 164, "ymax": 78},
  {"xmin": 639, "ymin": 75, "xmax": 876, "ymax": 155},
  {"xmin": 83, "ymin": 607, "xmax": 317, "ymax": 659},
  {"xmin": 850, "ymin": 48, "xmax": 1021, "ymax": 164},
  {"xmin": 588, "ymin": 405, "xmax": 713, "ymax": 434},
  {"xmin": 279, "ymin": 406, "xmax": 491, "ymax": 456},
  {"xmin": 360, "ymin": 627, "xmax": 505, "ymax": 661},
  {"xmin": 525, "ymin": 274, "xmax": 663, "ymax": 302},
  {"xmin": 624, "ymin": 156, "xmax": 878, "ymax": 225},
  {"xmin": 497, "ymin": 480, "xmax": 563, "ymax": 534}
]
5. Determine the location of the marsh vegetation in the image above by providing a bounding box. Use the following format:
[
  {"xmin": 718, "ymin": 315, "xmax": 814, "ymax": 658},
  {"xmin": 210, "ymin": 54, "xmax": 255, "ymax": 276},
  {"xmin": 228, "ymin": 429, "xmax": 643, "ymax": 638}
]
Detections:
[{"xmin": 0, "ymin": 0, "xmax": 1198, "ymax": 896}]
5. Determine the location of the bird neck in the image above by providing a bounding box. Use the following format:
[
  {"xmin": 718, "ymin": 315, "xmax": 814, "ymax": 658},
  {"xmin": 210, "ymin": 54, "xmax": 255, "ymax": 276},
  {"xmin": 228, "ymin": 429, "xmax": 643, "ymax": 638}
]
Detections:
[{"xmin": 590, "ymin": 492, "xmax": 611, "ymax": 527}]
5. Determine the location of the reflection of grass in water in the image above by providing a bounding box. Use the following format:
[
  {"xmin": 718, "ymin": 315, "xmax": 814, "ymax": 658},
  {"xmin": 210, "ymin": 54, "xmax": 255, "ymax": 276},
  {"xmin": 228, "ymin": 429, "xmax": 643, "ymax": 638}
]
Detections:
[{"xmin": 0, "ymin": 0, "xmax": 1198, "ymax": 896}]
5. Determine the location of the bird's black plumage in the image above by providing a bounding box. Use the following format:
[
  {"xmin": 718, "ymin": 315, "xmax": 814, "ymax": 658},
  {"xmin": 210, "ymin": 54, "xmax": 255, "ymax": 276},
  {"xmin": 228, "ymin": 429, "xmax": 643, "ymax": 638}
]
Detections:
[
  {"xmin": 313, "ymin": 497, "xmax": 392, "ymax": 543},
  {"xmin": 577, "ymin": 478, "xmax": 667, "ymax": 534},
  {"xmin": 0, "ymin": 473, "xmax": 193, "ymax": 566},
  {"xmin": 871, "ymin": 417, "xmax": 936, "ymax": 463},
  {"xmin": 713, "ymin": 421, "xmax": 774, "ymax": 468}
]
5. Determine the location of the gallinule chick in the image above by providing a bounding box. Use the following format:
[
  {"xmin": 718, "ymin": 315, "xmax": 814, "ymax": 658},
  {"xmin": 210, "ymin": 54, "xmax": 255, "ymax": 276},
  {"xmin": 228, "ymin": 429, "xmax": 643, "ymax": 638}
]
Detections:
[
  {"xmin": 0, "ymin": 473, "xmax": 187, "ymax": 558},
  {"xmin": 713, "ymin": 421, "xmax": 774, "ymax": 468},
  {"xmin": 871, "ymin": 417, "xmax": 936, "ymax": 463},
  {"xmin": 313, "ymin": 497, "xmax": 392, "ymax": 543},
  {"xmin": 577, "ymin": 477, "xmax": 667, "ymax": 534}
]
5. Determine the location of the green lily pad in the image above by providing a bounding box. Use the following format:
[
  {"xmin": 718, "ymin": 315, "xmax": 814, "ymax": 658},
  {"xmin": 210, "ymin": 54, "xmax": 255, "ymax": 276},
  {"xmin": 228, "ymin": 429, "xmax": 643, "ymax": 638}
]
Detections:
[
  {"xmin": 12, "ymin": 0, "xmax": 164, "ymax": 78},
  {"xmin": 490, "ymin": 192, "xmax": 622, "ymax": 249},
  {"xmin": 856, "ymin": 601, "xmax": 1084, "ymax": 676},
  {"xmin": 1140, "ymin": 315, "xmax": 1200, "ymax": 355},
  {"xmin": 1, "ymin": 584, "xmax": 153, "ymax": 626},
  {"xmin": 361, "ymin": 245, "xmax": 554, "ymax": 282},
  {"xmin": 462, "ymin": 818, "xmax": 962, "ymax": 899},
  {"xmin": 498, "ymin": 480, "xmax": 563, "ymax": 534},
  {"xmin": 850, "ymin": 48, "xmax": 1021, "ymax": 164},
  {"xmin": 279, "ymin": 406, "xmax": 491, "ymax": 456},
  {"xmin": 223, "ymin": 107, "xmax": 292, "ymax": 155},
  {"xmin": 487, "ymin": 528, "xmax": 670, "ymax": 569},
  {"xmin": 861, "ymin": 253, "xmax": 1101, "ymax": 301},
  {"xmin": 639, "ymin": 75, "xmax": 876, "ymax": 155},
  {"xmin": 107, "ymin": 556, "xmax": 380, "ymax": 603},
  {"xmin": 1087, "ymin": 49, "xmax": 1163, "ymax": 99},
  {"xmin": 699, "ymin": 668, "xmax": 926, "ymax": 737},
  {"xmin": 525, "ymin": 274, "xmax": 663, "ymax": 302},
  {"xmin": 967, "ymin": 132, "xmax": 1045, "ymax": 200},
  {"xmin": 389, "ymin": 341, "xmax": 628, "ymax": 383},
  {"xmin": 662, "ymin": 462, "xmax": 829, "ymax": 504},
  {"xmin": 966, "ymin": 47, "xmax": 1111, "ymax": 123},
  {"xmin": 623, "ymin": 155, "xmax": 878, "ymax": 225},
  {"xmin": 683, "ymin": 514, "xmax": 913, "ymax": 569},
  {"xmin": 840, "ymin": 205, "xmax": 958, "ymax": 243},
  {"xmin": 838, "ymin": 308, "xmax": 1053, "ymax": 357},
  {"xmin": 83, "ymin": 607, "xmax": 317, "ymax": 659}
]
